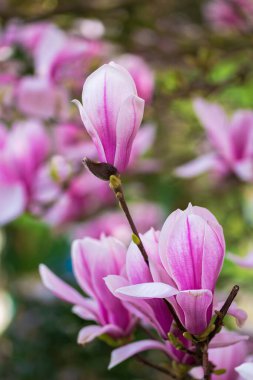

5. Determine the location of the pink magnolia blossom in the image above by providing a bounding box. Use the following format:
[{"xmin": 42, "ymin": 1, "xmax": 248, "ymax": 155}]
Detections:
[
  {"xmin": 115, "ymin": 54, "xmax": 155, "ymax": 102},
  {"xmin": 204, "ymin": 0, "xmax": 253, "ymax": 33},
  {"xmin": 73, "ymin": 62, "xmax": 145, "ymax": 172},
  {"xmin": 105, "ymin": 228, "xmax": 194, "ymax": 365},
  {"xmin": 112, "ymin": 204, "xmax": 225, "ymax": 335},
  {"xmin": 39, "ymin": 236, "xmax": 135, "ymax": 344},
  {"xmin": 175, "ymin": 99, "xmax": 253, "ymax": 182}
]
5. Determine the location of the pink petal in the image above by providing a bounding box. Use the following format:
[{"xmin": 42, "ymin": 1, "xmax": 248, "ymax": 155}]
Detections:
[
  {"xmin": 105, "ymin": 275, "xmax": 169, "ymax": 337},
  {"xmin": 114, "ymin": 95, "xmax": 145, "ymax": 172},
  {"xmin": 216, "ymin": 301, "xmax": 247, "ymax": 327},
  {"xmin": 175, "ymin": 153, "xmax": 217, "ymax": 178},
  {"xmin": 39, "ymin": 264, "xmax": 86, "ymax": 306},
  {"xmin": 227, "ymin": 251, "xmax": 253, "ymax": 268},
  {"xmin": 235, "ymin": 363, "xmax": 253, "ymax": 380},
  {"xmin": 126, "ymin": 241, "xmax": 152, "ymax": 285},
  {"xmin": 176, "ymin": 289, "xmax": 213, "ymax": 335},
  {"xmin": 234, "ymin": 159, "xmax": 253, "ymax": 182},
  {"xmin": 72, "ymin": 299, "xmax": 99, "ymax": 322},
  {"xmin": 0, "ymin": 183, "xmax": 26, "ymax": 226},
  {"xmin": 72, "ymin": 99, "xmax": 106, "ymax": 162},
  {"xmin": 78, "ymin": 324, "xmax": 123, "ymax": 345},
  {"xmin": 209, "ymin": 330, "xmax": 249, "ymax": 349},
  {"xmin": 108, "ymin": 339, "xmax": 169, "ymax": 369},
  {"xmin": 193, "ymin": 98, "xmax": 233, "ymax": 162},
  {"xmin": 116, "ymin": 282, "xmax": 179, "ymax": 299}
]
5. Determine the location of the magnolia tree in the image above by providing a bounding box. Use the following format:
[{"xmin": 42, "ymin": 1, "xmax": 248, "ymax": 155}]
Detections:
[{"xmin": 38, "ymin": 62, "xmax": 252, "ymax": 380}]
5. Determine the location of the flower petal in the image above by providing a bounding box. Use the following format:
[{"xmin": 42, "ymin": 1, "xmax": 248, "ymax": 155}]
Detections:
[
  {"xmin": 114, "ymin": 95, "xmax": 144, "ymax": 171},
  {"xmin": 78, "ymin": 324, "xmax": 123, "ymax": 345},
  {"xmin": 227, "ymin": 251, "xmax": 253, "ymax": 268},
  {"xmin": 0, "ymin": 183, "xmax": 26, "ymax": 226},
  {"xmin": 175, "ymin": 153, "xmax": 217, "ymax": 178},
  {"xmin": 39, "ymin": 264, "xmax": 86, "ymax": 306},
  {"xmin": 108, "ymin": 340, "xmax": 169, "ymax": 369},
  {"xmin": 116, "ymin": 282, "xmax": 179, "ymax": 299},
  {"xmin": 209, "ymin": 330, "xmax": 249, "ymax": 348},
  {"xmin": 176, "ymin": 289, "xmax": 213, "ymax": 335},
  {"xmin": 235, "ymin": 363, "xmax": 253, "ymax": 380}
]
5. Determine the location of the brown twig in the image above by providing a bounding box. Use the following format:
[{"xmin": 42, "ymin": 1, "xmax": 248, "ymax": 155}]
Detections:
[
  {"xmin": 208, "ymin": 285, "xmax": 239, "ymax": 342},
  {"xmin": 201, "ymin": 343, "xmax": 211, "ymax": 380},
  {"xmin": 110, "ymin": 176, "xmax": 149, "ymax": 263}
]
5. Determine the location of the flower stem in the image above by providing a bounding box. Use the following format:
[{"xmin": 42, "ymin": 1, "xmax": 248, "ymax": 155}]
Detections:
[
  {"xmin": 109, "ymin": 175, "xmax": 149, "ymax": 262},
  {"xmin": 208, "ymin": 285, "xmax": 239, "ymax": 342},
  {"xmin": 109, "ymin": 175, "xmax": 187, "ymax": 335},
  {"xmin": 202, "ymin": 343, "xmax": 211, "ymax": 380}
]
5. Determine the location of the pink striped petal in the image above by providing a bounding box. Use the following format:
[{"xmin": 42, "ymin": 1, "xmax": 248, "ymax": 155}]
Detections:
[
  {"xmin": 209, "ymin": 330, "xmax": 249, "ymax": 349},
  {"xmin": 216, "ymin": 301, "xmax": 247, "ymax": 327},
  {"xmin": 109, "ymin": 340, "xmax": 169, "ymax": 369},
  {"xmin": 39, "ymin": 264, "xmax": 86, "ymax": 306},
  {"xmin": 114, "ymin": 95, "xmax": 144, "ymax": 172},
  {"xmin": 176, "ymin": 289, "xmax": 213, "ymax": 335},
  {"xmin": 175, "ymin": 153, "xmax": 217, "ymax": 178},
  {"xmin": 116, "ymin": 282, "xmax": 179, "ymax": 299},
  {"xmin": 78, "ymin": 324, "xmax": 123, "ymax": 345}
]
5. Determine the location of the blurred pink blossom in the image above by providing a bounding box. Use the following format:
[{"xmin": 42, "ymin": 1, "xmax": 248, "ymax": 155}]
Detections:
[
  {"xmin": 204, "ymin": 0, "xmax": 253, "ymax": 33},
  {"xmin": 175, "ymin": 99, "xmax": 253, "ymax": 182}
]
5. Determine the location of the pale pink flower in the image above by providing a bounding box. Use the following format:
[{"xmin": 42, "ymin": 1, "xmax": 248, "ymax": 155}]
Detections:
[
  {"xmin": 175, "ymin": 99, "xmax": 253, "ymax": 182},
  {"xmin": 73, "ymin": 62, "xmax": 145, "ymax": 172}
]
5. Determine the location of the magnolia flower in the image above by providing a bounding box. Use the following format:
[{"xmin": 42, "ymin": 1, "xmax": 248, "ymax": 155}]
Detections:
[
  {"xmin": 39, "ymin": 236, "xmax": 135, "ymax": 344},
  {"xmin": 115, "ymin": 54, "xmax": 154, "ymax": 102},
  {"xmin": 203, "ymin": 0, "xmax": 253, "ymax": 33},
  {"xmin": 73, "ymin": 62, "xmax": 145, "ymax": 172},
  {"xmin": 0, "ymin": 120, "xmax": 50, "ymax": 225},
  {"xmin": 111, "ymin": 204, "xmax": 226, "ymax": 335},
  {"xmin": 104, "ymin": 229, "xmax": 194, "ymax": 365},
  {"xmin": 175, "ymin": 99, "xmax": 253, "ymax": 182}
]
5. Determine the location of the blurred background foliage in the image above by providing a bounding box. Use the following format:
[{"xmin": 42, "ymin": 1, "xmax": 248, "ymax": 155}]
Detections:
[{"xmin": 1, "ymin": 0, "xmax": 253, "ymax": 379}]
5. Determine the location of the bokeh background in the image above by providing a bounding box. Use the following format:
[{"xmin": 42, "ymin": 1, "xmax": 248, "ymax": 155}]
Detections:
[{"xmin": 1, "ymin": 0, "xmax": 253, "ymax": 379}]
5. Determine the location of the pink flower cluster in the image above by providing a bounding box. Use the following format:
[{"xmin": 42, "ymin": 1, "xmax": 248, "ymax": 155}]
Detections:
[{"xmin": 40, "ymin": 203, "xmax": 249, "ymax": 376}]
